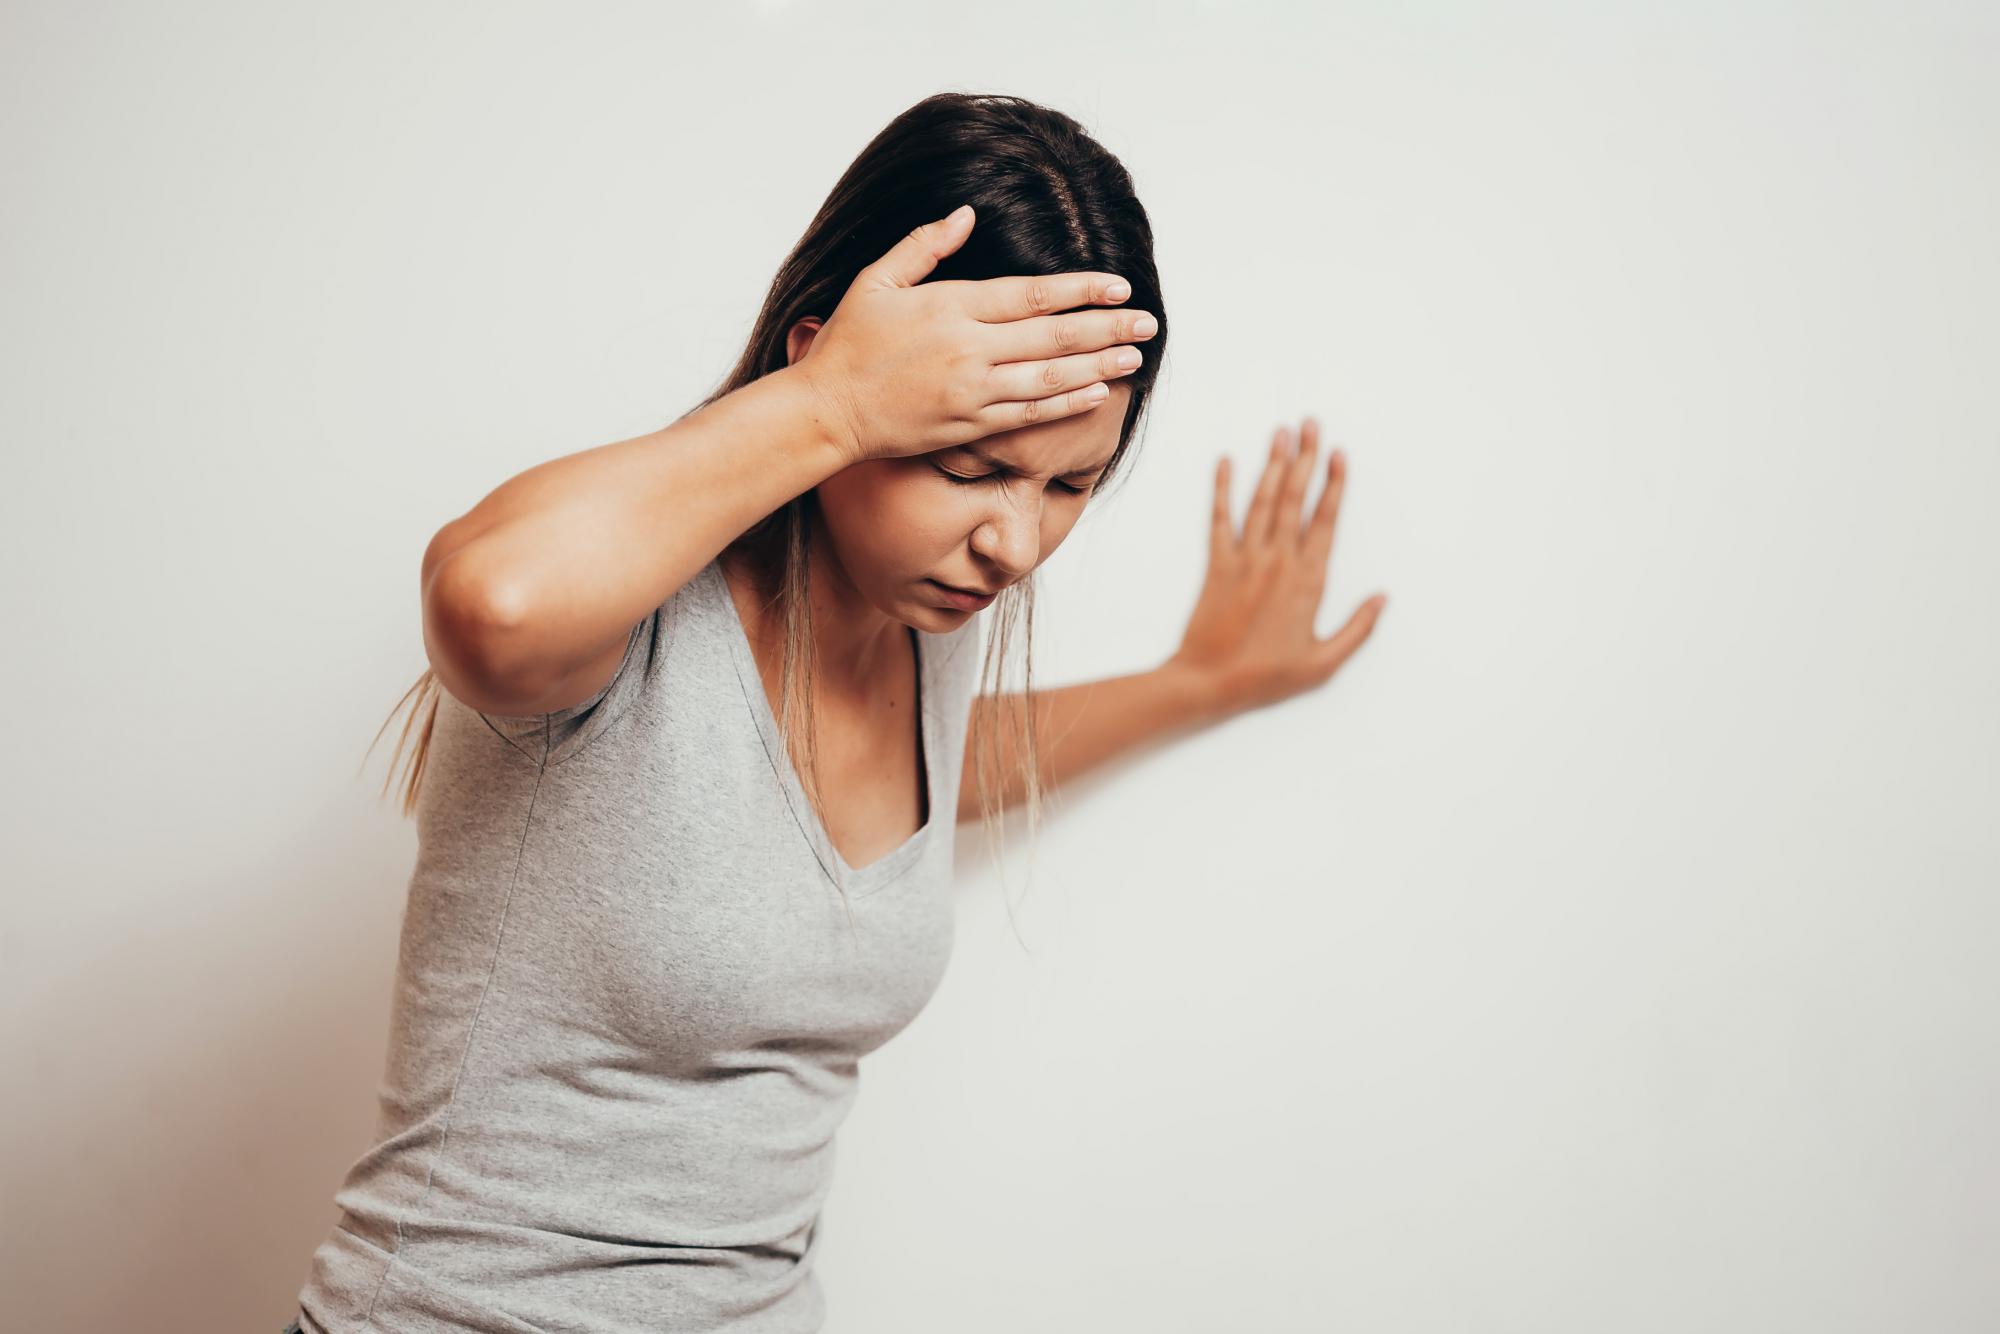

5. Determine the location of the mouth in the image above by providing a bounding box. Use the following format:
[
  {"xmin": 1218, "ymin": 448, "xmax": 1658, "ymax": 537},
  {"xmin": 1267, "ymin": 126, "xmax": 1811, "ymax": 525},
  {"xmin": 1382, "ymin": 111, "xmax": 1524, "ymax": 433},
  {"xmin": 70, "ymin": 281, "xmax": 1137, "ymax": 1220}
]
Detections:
[{"xmin": 927, "ymin": 578, "xmax": 999, "ymax": 610}]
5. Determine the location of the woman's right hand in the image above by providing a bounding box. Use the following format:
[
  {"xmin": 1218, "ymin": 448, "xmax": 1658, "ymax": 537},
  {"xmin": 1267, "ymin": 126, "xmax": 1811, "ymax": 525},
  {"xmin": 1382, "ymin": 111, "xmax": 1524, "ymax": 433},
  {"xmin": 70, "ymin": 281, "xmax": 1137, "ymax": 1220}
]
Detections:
[{"xmin": 790, "ymin": 204, "xmax": 1158, "ymax": 467}]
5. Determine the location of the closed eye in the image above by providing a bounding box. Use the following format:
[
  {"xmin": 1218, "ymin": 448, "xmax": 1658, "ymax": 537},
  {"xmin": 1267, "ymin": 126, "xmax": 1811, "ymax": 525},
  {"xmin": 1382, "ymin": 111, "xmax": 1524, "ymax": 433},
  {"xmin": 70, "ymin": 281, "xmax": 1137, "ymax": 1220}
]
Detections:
[{"xmin": 934, "ymin": 463, "xmax": 1091, "ymax": 496}]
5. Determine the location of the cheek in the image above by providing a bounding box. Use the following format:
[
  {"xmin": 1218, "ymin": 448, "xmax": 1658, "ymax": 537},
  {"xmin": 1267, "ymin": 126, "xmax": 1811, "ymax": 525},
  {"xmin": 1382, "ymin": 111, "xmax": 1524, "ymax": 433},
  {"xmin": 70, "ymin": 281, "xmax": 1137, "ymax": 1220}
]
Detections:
[
  {"xmin": 1041, "ymin": 505, "xmax": 1086, "ymax": 550},
  {"xmin": 815, "ymin": 471, "xmax": 895, "ymax": 554},
  {"xmin": 822, "ymin": 470, "xmax": 960, "ymax": 556}
]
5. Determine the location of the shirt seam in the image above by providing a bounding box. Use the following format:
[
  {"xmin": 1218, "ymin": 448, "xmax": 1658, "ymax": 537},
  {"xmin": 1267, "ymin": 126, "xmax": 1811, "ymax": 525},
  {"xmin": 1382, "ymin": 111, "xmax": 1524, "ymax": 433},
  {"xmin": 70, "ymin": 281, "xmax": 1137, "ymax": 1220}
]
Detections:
[{"xmin": 358, "ymin": 760, "xmax": 548, "ymax": 1332}]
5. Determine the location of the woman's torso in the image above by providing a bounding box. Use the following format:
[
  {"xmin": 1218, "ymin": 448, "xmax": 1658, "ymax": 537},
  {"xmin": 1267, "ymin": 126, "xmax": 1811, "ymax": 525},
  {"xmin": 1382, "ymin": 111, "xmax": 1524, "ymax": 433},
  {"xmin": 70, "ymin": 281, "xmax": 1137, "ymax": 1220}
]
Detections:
[{"xmin": 294, "ymin": 556, "xmax": 982, "ymax": 1334}]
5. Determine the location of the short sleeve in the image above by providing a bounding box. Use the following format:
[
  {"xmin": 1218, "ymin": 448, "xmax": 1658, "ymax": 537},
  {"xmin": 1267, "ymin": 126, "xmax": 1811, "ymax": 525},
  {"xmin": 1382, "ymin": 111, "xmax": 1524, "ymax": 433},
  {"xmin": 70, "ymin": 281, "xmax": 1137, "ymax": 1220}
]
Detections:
[{"xmin": 478, "ymin": 610, "xmax": 657, "ymax": 767}]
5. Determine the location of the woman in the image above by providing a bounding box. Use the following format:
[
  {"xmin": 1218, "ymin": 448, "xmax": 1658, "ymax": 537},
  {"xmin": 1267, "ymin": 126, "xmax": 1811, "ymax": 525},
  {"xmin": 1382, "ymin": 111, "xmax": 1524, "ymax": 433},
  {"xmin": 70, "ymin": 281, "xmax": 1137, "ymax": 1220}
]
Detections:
[{"xmin": 287, "ymin": 92, "xmax": 1384, "ymax": 1334}]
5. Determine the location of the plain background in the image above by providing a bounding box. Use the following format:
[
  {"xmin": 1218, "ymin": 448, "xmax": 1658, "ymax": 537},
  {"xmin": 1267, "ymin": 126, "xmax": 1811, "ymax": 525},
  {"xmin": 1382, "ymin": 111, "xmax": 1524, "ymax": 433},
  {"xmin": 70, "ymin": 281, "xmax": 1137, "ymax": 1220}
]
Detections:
[{"xmin": 3, "ymin": 2, "xmax": 1995, "ymax": 1331}]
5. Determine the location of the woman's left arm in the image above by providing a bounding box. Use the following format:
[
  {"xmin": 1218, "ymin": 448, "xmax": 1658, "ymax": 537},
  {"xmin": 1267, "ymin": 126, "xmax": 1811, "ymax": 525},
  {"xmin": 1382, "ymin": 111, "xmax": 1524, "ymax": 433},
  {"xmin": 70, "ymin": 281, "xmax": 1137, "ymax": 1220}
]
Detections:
[
  {"xmin": 957, "ymin": 661, "xmax": 1229, "ymax": 823},
  {"xmin": 957, "ymin": 416, "xmax": 1388, "ymax": 823}
]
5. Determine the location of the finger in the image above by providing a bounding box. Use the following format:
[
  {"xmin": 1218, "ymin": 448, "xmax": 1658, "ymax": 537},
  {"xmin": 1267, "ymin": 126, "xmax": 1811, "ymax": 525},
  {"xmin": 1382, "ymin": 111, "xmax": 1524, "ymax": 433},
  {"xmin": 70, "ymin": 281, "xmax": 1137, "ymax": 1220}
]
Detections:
[
  {"xmin": 983, "ymin": 341, "xmax": 1143, "ymax": 407},
  {"xmin": 1302, "ymin": 445, "xmax": 1346, "ymax": 573},
  {"xmin": 963, "ymin": 270, "xmax": 1135, "ymax": 323},
  {"xmin": 1315, "ymin": 593, "xmax": 1388, "ymax": 677},
  {"xmin": 986, "ymin": 306, "xmax": 1159, "ymax": 368},
  {"xmin": 1211, "ymin": 454, "xmax": 1236, "ymax": 556},
  {"xmin": 859, "ymin": 205, "xmax": 977, "ymax": 290},
  {"xmin": 1246, "ymin": 425, "xmax": 1293, "ymax": 549},
  {"xmin": 1276, "ymin": 416, "xmax": 1320, "ymax": 547},
  {"xmin": 973, "ymin": 381, "xmax": 1115, "ymax": 434}
]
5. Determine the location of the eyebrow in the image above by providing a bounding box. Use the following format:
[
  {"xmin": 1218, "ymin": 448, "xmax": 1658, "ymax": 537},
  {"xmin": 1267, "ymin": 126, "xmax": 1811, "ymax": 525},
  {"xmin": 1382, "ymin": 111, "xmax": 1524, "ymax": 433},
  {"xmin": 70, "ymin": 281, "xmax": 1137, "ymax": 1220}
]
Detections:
[{"xmin": 957, "ymin": 443, "xmax": 1114, "ymax": 481}]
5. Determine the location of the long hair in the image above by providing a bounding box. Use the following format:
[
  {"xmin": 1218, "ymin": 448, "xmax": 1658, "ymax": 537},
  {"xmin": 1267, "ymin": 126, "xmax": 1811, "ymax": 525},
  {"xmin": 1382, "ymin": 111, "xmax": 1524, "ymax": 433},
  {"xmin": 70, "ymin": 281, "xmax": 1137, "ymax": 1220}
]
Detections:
[{"xmin": 367, "ymin": 91, "xmax": 1170, "ymax": 919}]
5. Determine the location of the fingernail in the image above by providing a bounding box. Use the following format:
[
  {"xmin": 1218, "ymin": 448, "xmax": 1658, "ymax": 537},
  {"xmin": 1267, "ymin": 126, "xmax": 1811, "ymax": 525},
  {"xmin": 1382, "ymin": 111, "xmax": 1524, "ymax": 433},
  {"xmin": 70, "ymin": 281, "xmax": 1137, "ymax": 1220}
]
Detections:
[{"xmin": 1106, "ymin": 278, "xmax": 1131, "ymax": 300}]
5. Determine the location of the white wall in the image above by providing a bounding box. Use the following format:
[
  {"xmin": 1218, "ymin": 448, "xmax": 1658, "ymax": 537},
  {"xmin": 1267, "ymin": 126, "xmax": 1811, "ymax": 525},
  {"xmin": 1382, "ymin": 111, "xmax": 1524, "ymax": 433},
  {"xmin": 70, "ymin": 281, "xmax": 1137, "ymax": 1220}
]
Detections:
[{"xmin": 3, "ymin": 2, "xmax": 1994, "ymax": 1331}]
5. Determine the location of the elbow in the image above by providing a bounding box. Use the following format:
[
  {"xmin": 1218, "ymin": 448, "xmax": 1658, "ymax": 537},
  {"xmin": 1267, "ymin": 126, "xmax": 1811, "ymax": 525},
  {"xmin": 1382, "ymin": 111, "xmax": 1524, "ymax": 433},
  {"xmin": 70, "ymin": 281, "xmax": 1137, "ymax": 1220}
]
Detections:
[{"xmin": 422, "ymin": 547, "xmax": 535, "ymax": 704}]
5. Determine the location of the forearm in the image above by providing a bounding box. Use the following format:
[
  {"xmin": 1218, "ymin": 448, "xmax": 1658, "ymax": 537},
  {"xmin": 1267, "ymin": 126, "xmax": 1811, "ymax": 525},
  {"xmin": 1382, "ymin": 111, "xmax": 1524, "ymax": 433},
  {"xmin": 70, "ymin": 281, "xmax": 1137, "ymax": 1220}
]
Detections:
[
  {"xmin": 429, "ymin": 365, "xmax": 850, "ymax": 691},
  {"xmin": 959, "ymin": 660, "xmax": 1233, "ymax": 821}
]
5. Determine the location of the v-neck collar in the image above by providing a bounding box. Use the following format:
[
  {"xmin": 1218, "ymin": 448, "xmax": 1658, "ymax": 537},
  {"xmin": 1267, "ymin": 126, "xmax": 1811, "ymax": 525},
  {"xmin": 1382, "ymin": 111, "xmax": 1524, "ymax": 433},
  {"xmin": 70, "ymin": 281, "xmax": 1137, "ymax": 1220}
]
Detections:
[{"xmin": 706, "ymin": 558, "xmax": 937, "ymax": 897}]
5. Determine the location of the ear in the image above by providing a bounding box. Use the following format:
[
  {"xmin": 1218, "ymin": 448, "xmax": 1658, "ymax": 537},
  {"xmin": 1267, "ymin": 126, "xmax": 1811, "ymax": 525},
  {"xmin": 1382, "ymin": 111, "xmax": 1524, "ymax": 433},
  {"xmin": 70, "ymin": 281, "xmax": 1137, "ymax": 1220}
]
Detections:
[{"xmin": 784, "ymin": 317, "xmax": 825, "ymax": 368}]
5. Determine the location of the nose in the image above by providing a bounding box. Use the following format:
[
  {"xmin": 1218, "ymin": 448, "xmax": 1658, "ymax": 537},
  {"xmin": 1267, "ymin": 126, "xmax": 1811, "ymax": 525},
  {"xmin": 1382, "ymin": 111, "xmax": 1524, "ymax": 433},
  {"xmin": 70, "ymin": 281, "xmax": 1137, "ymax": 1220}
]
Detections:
[{"xmin": 968, "ymin": 498, "xmax": 1040, "ymax": 582}]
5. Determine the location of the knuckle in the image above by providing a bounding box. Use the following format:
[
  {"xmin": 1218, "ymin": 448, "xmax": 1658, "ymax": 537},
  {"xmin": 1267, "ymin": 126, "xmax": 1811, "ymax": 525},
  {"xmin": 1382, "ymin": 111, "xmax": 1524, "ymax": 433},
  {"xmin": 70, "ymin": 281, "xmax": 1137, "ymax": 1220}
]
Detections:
[
  {"xmin": 941, "ymin": 378, "xmax": 975, "ymax": 418},
  {"xmin": 1024, "ymin": 278, "xmax": 1055, "ymax": 313},
  {"xmin": 1040, "ymin": 360, "xmax": 1064, "ymax": 389}
]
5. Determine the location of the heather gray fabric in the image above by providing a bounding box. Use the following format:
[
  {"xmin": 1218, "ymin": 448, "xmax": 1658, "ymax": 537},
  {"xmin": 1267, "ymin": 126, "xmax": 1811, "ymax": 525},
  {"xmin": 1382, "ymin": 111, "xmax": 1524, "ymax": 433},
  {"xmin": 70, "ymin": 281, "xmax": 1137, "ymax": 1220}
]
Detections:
[{"xmin": 296, "ymin": 556, "xmax": 983, "ymax": 1334}]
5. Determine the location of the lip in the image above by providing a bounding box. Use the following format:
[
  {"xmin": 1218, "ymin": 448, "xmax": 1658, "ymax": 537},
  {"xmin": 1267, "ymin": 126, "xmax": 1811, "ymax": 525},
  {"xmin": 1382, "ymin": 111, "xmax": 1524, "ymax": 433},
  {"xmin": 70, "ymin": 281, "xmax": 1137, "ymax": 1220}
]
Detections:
[{"xmin": 928, "ymin": 578, "xmax": 998, "ymax": 610}]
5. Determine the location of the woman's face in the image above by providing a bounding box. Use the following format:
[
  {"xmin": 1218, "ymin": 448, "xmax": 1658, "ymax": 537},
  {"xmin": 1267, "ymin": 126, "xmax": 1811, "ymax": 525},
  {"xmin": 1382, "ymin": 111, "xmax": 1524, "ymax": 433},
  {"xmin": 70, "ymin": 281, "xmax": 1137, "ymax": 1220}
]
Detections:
[{"xmin": 791, "ymin": 319, "xmax": 1132, "ymax": 633}]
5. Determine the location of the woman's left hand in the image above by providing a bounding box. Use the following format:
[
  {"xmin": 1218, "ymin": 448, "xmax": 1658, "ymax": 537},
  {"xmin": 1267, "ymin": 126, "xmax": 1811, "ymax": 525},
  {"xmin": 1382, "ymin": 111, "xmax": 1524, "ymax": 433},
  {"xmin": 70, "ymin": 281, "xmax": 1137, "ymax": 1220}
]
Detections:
[{"xmin": 1166, "ymin": 416, "xmax": 1387, "ymax": 715}]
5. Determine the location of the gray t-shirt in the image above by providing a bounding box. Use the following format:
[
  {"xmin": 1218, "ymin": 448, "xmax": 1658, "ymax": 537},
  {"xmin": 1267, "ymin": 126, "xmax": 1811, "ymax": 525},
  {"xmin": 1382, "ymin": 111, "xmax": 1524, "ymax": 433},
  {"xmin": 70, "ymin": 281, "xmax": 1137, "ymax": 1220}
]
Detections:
[{"xmin": 297, "ymin": 555, "xmax": 984, "ymax": 1333}]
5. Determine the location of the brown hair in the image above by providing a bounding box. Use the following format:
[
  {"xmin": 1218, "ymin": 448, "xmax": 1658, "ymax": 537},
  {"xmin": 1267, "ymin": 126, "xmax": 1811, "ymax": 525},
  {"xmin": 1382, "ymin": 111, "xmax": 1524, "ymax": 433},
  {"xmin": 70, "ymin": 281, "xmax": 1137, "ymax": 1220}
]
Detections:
[{"xmin": 367, "ymin": 91, "xmax": 1170, "ymax": 918}]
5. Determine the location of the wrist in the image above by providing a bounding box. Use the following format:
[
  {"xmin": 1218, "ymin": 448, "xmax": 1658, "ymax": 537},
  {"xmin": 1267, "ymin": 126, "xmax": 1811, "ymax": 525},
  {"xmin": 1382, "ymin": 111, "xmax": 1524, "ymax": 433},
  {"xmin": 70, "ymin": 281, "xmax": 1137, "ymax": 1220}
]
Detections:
[
  {"xmin": 766, "ymin": 363, "xmax": 863, "ymax": 473},
  {"xmin": 1157, "ymin": 655, "xmax": 1239, "ymax": 728}
]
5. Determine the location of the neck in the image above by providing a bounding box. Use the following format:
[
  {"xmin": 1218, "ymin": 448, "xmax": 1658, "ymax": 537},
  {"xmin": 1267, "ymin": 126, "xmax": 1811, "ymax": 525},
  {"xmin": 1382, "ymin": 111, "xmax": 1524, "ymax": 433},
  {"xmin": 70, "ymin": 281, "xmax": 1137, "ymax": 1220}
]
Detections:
[{"xmin": 723, "ymin": 511, "xmax": 908, "ymax": 694}]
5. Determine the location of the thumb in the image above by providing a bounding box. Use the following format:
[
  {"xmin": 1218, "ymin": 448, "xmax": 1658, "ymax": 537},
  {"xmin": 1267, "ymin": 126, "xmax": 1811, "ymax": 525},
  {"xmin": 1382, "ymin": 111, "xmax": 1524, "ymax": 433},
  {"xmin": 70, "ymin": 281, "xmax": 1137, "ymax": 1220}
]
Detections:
[
  {"xmin": 1315, "ymin": 595, "xmax": 1386, "ymax": 676},
  {"xmin": 860, "ymin": 204, "xmax": 975, "ymax": 291}
]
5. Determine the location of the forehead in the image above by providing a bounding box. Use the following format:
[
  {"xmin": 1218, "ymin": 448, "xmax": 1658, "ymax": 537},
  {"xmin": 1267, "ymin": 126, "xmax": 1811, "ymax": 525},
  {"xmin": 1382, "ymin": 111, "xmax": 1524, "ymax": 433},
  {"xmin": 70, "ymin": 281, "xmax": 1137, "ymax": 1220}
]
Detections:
[{"xmin": 945, "ymin": 382, "xmax": 1131, "ymax": 476}]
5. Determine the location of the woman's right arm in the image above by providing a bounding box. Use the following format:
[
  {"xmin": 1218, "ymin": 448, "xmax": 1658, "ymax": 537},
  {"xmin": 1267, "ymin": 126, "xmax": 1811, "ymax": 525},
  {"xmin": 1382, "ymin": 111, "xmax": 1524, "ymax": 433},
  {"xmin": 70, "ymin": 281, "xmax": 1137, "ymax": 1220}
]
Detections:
[
  {"xmin": 420, "ymin": 363, "xmax": 850, "ymax": 718},
  {"xmin": 420, "ymin": 203, "xmax": 1149, "ymax": 719}
]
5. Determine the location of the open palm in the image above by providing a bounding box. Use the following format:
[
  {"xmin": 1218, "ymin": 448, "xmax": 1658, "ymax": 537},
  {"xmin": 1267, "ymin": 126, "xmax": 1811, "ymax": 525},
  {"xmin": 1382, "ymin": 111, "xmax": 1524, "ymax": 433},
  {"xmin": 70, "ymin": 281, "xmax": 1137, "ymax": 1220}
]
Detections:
[{"xmin": 1168, "ymin": 416, "xmax": 1387, "ymax": 713}]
